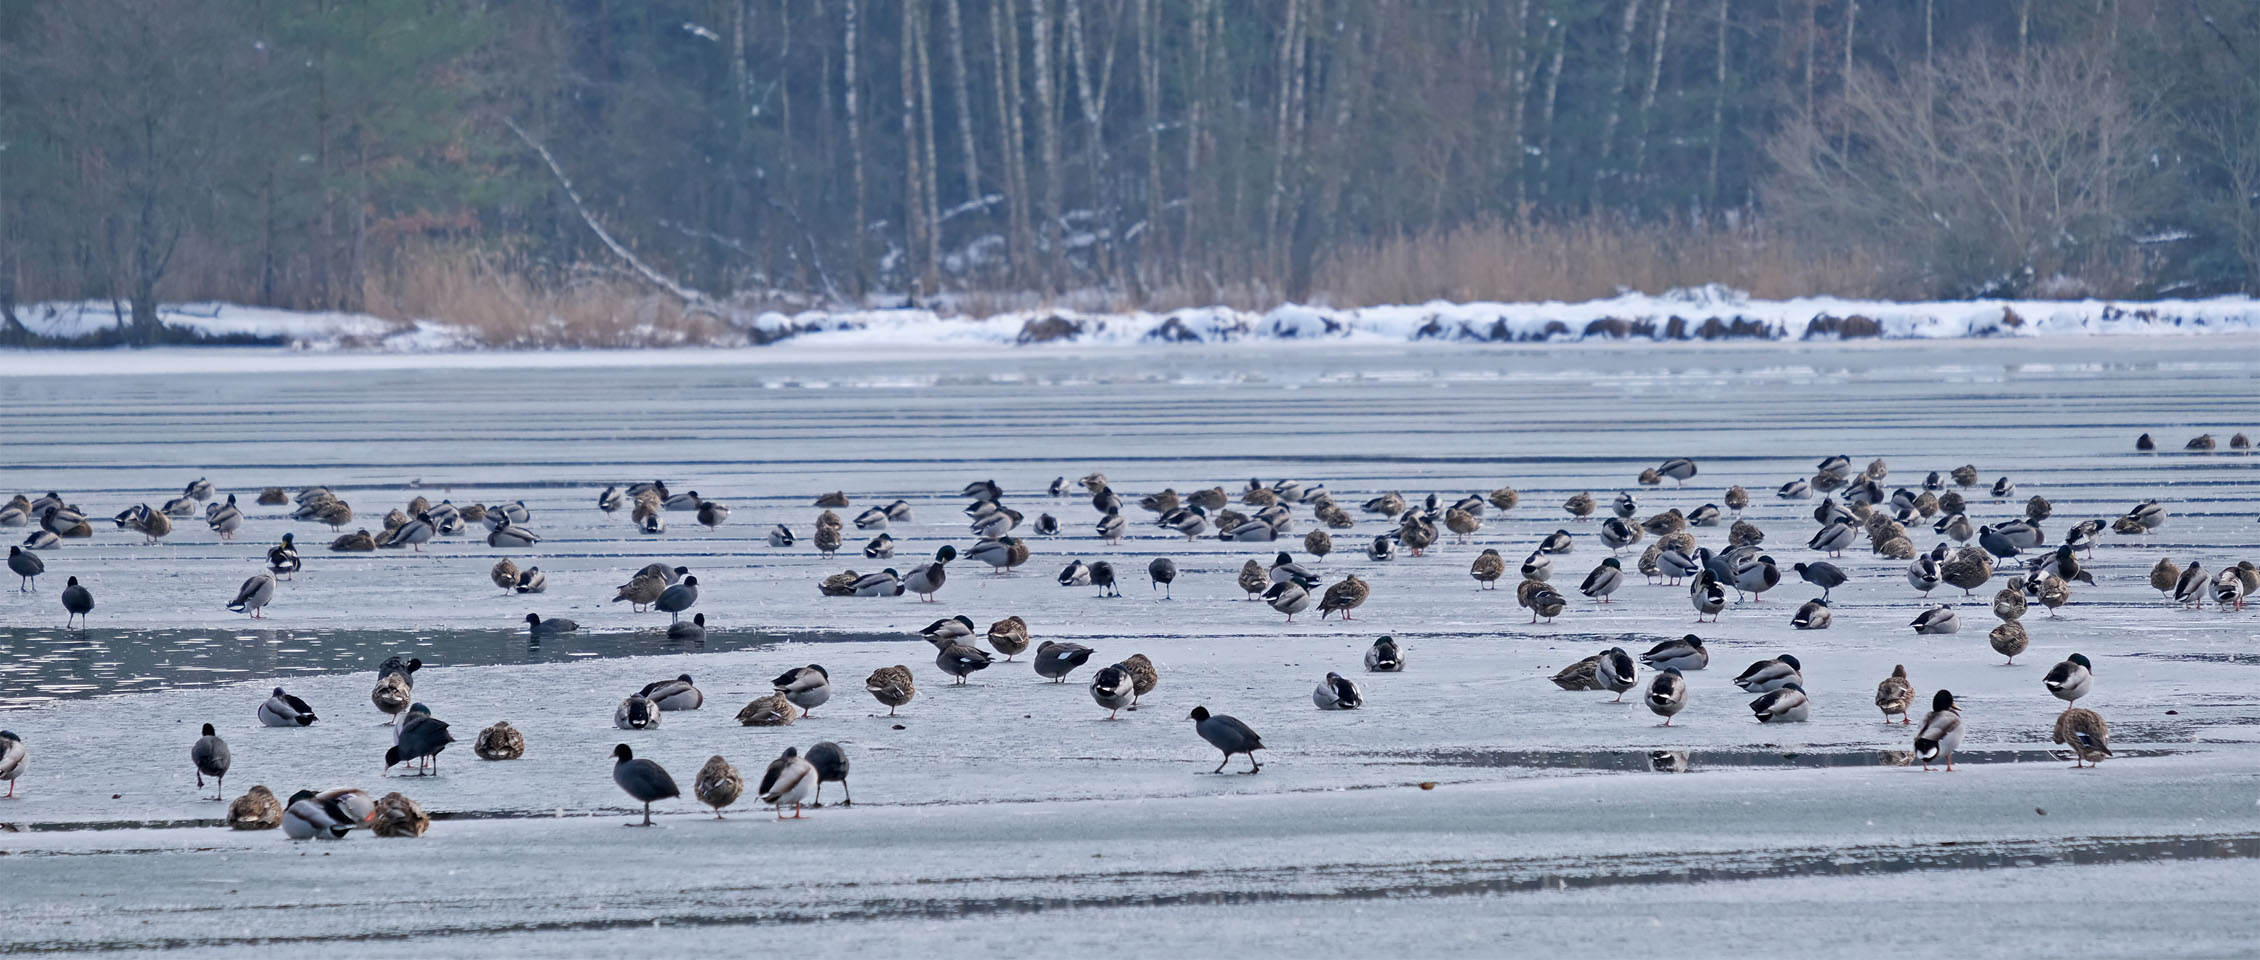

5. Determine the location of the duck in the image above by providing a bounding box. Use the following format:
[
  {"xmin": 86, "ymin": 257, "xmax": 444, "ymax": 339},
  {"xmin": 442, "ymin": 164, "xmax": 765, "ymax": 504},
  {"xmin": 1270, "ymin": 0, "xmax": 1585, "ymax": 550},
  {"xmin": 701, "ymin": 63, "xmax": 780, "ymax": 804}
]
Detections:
[
  {"xmin": 983, "ymin": 615, "xmax": 1030, "ymax": 660},
  {"xmin": 2124, "ymin": 499, "xmax": 2168, "ymax": 532},
  {"xmin": 641, "ymin": 674, "xmax": 705, "ymax": 711},
  {"xmin": 1777, "ymin": 479, "xmax": 1811, "ymax": 500},
  {"xmin": 1913, "ymin": 690, "xmax": 1965, "ymax": 771},
  {"xmin": 226, "ymin": 785, "xmax": 283, "ymax": 829},
  {"xmin": 0, "ymin": 729, "xmax": 21, "ymax": 797},
  {"xmin": 381, "ymin": 512, "xmax": 436, "ymax": 551},
  {"xmin": 525, "ymin": 613, "xmax": 579, "ymax": 637},
  {"xmin": 1598, "ymin": 517, "xmax": 1639, "ymax": 554},
  {"xmin": 1313, "ymin": 672, "xmax": 1364, "ymax": 710},
  {"xmin": 1941, "ymin": 545, "xmax": 1993, "ymax": 595},
  {"xmin": 2053, "ymin": 707, "xmax": 2112, "ymax": 767},
  {"xmin": 1525, "ymin": 586, "xmax": 1567, "ymax": 623},
  {"xmin": 1984, "ymin": 619, "xmax": 2029, "ymax": 664},
  {"xmin": 2173, "ymin": 561, "xmax": 2209, "ymax": 607},
  {"xmin": 1579, "ymin": 558, "xmax": 1624, "ymax": 603},
  {"xmin": 1090, "ymin": 664, "xmax": 1137, "ymax": 719},
  {"xmin": 1689, "ymin": 570, "xmax": 1727, "ymax": 622},
  {"xmin": 2043, "ymin": 653, "xmax": 2094, "ymax": 703},
  {"xmin": 1058, "ymin": 558, "xmax": 1091, "ymax": 587},
  {"xmin": 1646, "ymin": 668, "xmax": 1689, "ymax": 726},
  {"xmin": 1318, "ymin": 574, "xmax": 1369, "ymax": 620},
  {"xmin": 1641, "ymin": 636, "xmax": 1709, "ymax": 672},
  {"xmin": 1911, "ymin": 605, "xmax": 1961, "ymax": 635},
  {"xmin": 1657, "ymin": 544, "xmax": 1700, "ymax": 585},
  {"xmin": 866, "ymin": 665, "xmax": 916, "ymax": 715},
  {"xmin": 281, "ymin": 788, "xmax": 379, "ymax": 840},
  {"xmin": 1993, "ymin": 582, "xmax": 2027, "ymax": 622},
  {"xmin": 1552, "ymin": 655, "xmax": 1601, "ymax": 691},
  {"xmin": 904, "ymin": 546, "xmax": 956, "ymax": 602},
  {"xmin": 1519, "ymin": 550, "xmax": 1553, "ymax": 582},
  {"xmin": 227, "ymin": 573, "xmax": 278, "ymax": 619},
  {"xmin": 1731, "ymin": 553, "xmax": 1783, "ymax": 602},
  {"xmin": 848, "ymin": 569, "xmax": 903, "ymax": 598},
  {"xmin": 1807, "ymin": 517, "xmax": 1856, "ymax": 557},
  {"xmin": 483, "ymin": 518, "xmax": 539, "ymax": 549},
  {"xmin": 473, "ymin": 721, "xmax": 525, "ymax": 760},
  {"xmin": 772, "ymin": 665, "xmax": 831, "ymax": 716},
  {"xmin": 371, "ymin": 673, "xmax": 412, "ymax": 726},
  {"xmin": 1908, "ymin": 548, "xmax": 1944, "ymax": 596},
  {"xmin": 930, "ymin": 634, "xmax": 994, "ymax": 684},
  {"xmin": 2034, "ymin": 574, "xmax": 2073, "ymax": 616},
  {"xmin": 1594, "ymin": 647, "xmax": 1639, "ymax": 701},
  {"xmin": 1363, "ymin": 636, "xmax": 1405, "ymax": 673},
  {"xmin": 765, "ymin": 524, "xmax": 796, "ymax": 548},
  {"xmin": 735, "ymin": 692, "xmax": 799, "ymax": 725},
  {"xmin": 691, "ymin": 756, "xmax": 744, "ymax": 819},
  {"xmin": 2215, "ymin": 568, "xmax": 2248, "ymax": 611},
  {"xmin": 1562, "ymin": 491, "xmax": 1595, "ymax": 520},
  {"xmin": 609, "ymin": 744, "xmax": 680, "ymax": 826},
  {"xmin": 1367, "ymin": 535, "xmax": 1399, "ymax": 561},
  {"xmin": 1749, "ymin": 683, "xmax": 1811, "ymax": 723},
  {"xmin": 2149, "ymin": 557, "xmax": 2182, "ymax": 598},
  {"xmin": 330, "ymin": 528, "xmax": 376, "ymax": 551},
  {"xmin": 258, "ymin": 687, "xmax": 318, "ymax": 727},
  {"xmin": 1876, "ymin": 665, "xmax": 1915, "ymax": 724},
  {"xmin": 1035, "ymin": 640, "xmax": 1096, "ymax": 682},
  {"xmin": 1735, "ymin": 654, "xmax": 1804, "ymax": 693},
  {"xmin": 759, "ymin": 747, "xmax": 819, "ymax": 819},
  {"xmin": 614, "ymin": 695, "xmax": 663, "ymax": 730},
  {"xmin": 1263, "ymin": 581, "xmax": 1314, "ymax": 622}
]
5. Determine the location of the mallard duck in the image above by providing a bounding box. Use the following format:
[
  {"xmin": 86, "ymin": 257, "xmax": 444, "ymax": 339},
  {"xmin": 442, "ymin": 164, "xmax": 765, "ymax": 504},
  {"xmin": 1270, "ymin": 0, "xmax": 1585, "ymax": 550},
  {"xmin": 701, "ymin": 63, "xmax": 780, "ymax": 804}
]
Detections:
[
  {"xmin": 1874, "ymin": 664, "xmax": 1916, "ymax": 724},
  {"xmin": 2043, "ymin": 653, "xmax": 2094, "ymax": 702},
  {"xmin": 371, "ymin": 673, "xmax": 412, "ymax": 726},
  {"xmin": 1750, "ymin": 682, "xmax": 1810, "ymax": 723},
  {"xmin": 930, "ymin": 635, "xmax": 994, "ymax": 683},
  {"xmin": 1730, "ymin": 654, "xmax": 1801, "ymax": 694},
  {"xmin": 1907, "ymin": 548, "xmax": 1944, "ymax": 596},
  {"xmin": 1525, "ymin": 585, "xmax": 1568, "ymax": 623},
  {"xmin": 1911, "ymin": 605, "xmax": 1961, "ymax": 635},
  {"xmin": 759, "ymin": 747, "xmax": 819, "ymax": 819},
  {"xmin": 1941, "ymin": 546, "xmax": 1993, "ymax": 595},
  {"xmin": 473, "ymin": 721, "xmax": 524, "ymax": 760},
  {"xmin": 1658, "ymin": 544, "xmax": 1700, "ymax": 586},
  {"xmin": 1361, "ymin": 637, "xmax": 1405, "ymax": 673},
  {"xmin": 1595, "ymin": 647, "xmax": 1638, "ymax": 701},
  {"xmin": 1580, "ymin": 558, "xmax": 1624, "ymax": 603},
  {"xmin": 1646, "ymin": 668, "xmax": 1689, "ymax": 725},
  {"xmin": 1598, "ymin": 517, "xmax": 1639, "ymax": 553},
  {"xmin": 1979, "ymin": 620, "xmax": 2029, "ymax": 665},
  {"xmin": 865, "ymin": 665, "xmax": 916, "ymax": 715},
  {"xmin": 1520, "ymin": 550, "xmax": 1552, "ymax": 582},
  {"xmin": 904, "ymin": 545, "xmax": 955, "ymax": 602},
  {"xmin": 226, "ymin": 785, "xmax": 283, "ymax": 829},
  {"xmin": 1776, "ymin": 479, "xmax": 1811, "ymax": 500},
  {"xmin": 1914, "ymin": 690, "xmax": 1964, "ymax": 771},
  {"xmin": 983, "ymin": 615, "xmax": 1030, "ymax": 660},
  {"xmin": 2173, "ymin": 561, "xmax": 2209, "ymax": 607},
  {"xmin": 1552, "ymin": 655, "xmax": 1602, "ymax": 691},
  {"xmin": 772, "ymin": 665, "xmax": 831, "ymax": 716},
  {"xmin": 369, "ymin": 792, "xmax": 430, "ymax": 838},
  {"xmin": 2186, "ymin": 433, "xmax": 2217, "ymax": 451},
  {"xmin": 513, "ymin": 566, "xmax": 547, "ymax": 595},
  {"xmin": 1057, "ymin": 558, "xmax": 1091, "ymax": 587},
  {"xmin": 735, "ymin": 692, "xmax": 798, "ymax": 725},
  {"xmin": 1641, "ymin": 635, "xmax": 1708, "ymax": 671},
  {"xmin": 227, "ymin": 573, "xmax": 277, "ymax": 619},
  {"xmin": 1318, "ymin": 574, "xmax": 1369, "ymax": 620},
  {"xmin": 1790, "ymin": 598, "xmax": 1831, "ymax": 630},
  {"xmin": 1303, "ymin": 528, "xmax": 1332, "ymax": 560},
  {"xmin": 1562, "ymin": 491, "xmax": 1595, "ymax": 521},
  {"xmin": 613, "ymin": 695, "xmax": 662, "ymax": 731},
  {"xmin": 1993, "ymin": 583, "xmax": 2027, "ymax": 622},
  {"xmin": 1876, "ymin": 536, "xmax": 1915, "ymax": 559},
  {"xmin": 2053, "ymin": 707, "xmax": 2111, "ymax": 767},
  {"xmin": 1729, "ymin": 520, "xmax": 1766, "ymax": 548},
  {"xmin": 819, "ymin": 569, "xmax": 864, "ymax": 597},
  {"xmin": 1690, "ymin": 570, "xmax": 1726, "ymax": 622},
  {"xmin": 2034, "ymin": 573, "xmax": 2073, "ymax": 616},
  {"xmin": 0, "ymin": 729, "xmax": 22, "ymax": 797},
  {"xmin": 2147, "ymin": 557, "xmax": 2183, "ymax": 598},
  {"xmin": 693, "ymin": 756, "xmax": 744, "ymax": 818},
  {"xmin": 640, "ymin": 674, "xmax": 704, "ymax": 711},
  {"xmin": 1636, "ymin": 542, "xmax": 1666, "ymax": 584},
  {"xmin": 1087, "ymin": 663, "xmax": 1137, "ymax": 719},
  {"xmin": 1443, "ymin": 507, "xmax": 1481, "ymax": 544},
  {"xmin": 1488, "ymin": 487, "xmax": 1520, "ymax": 511},
  {"xmin": 282, "ymin": 787, "xmax": 379, "ymax": 839},
  {"xmin": 1257, "ymin": 579, "xmax": 1311, "ymax": 621},
  {"xmin": 1367, "ymin": 535, "xmax": 1398, "ymax": 561},
  {"xmin": 1232, "ymin": 559, "xmax": 1265, "ymax": 599},
  {"xmin": 1731, "ymin": 554, "xmax": 1782, "ymax": 602},
  {"xmin": 966, "ymin": 537, "xmax": 1017, "ymax": 575},
  {"xmin": 863, "ymin": 533, "xmax": 896, "ymax": 559},
  {"xmin": 1312, "ymin": 672, "xmax": 1364, "ymax": 710}
]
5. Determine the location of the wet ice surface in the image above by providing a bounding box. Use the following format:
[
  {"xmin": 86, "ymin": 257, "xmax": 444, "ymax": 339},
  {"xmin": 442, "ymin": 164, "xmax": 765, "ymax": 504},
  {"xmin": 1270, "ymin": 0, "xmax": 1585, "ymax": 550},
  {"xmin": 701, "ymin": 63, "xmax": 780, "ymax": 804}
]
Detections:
[{"xmin": 2, "ymin": 337, "xmax": 2258, "ymax": 956}]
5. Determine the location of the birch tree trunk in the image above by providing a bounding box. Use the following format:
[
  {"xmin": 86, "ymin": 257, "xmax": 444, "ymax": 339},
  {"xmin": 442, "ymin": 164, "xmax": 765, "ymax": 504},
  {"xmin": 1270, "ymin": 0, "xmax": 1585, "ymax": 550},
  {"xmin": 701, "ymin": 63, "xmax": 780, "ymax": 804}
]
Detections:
[
  {"xmin": 1137, "ymin": 0, "xmax": 1163, "ymax": 287},
  {"xmin": 991, "ymin": 0, "xmax": 1031, "ymax": 287},
  {"xmin": 1264, "ymin": 0, "xmax": 1304, "ymax": 271},
  {"xmin": 916, "ymin": 1, "xmax": 942, "ymax": 293},
  {"xmin": 1029, "ymin": 0, "xmax": 1063, "ymax": 294},
  {"xmin": 1630, "ymin": 0, "xmax": 1674, "ymax": 191},
  {"xmin": 1592, "ymin": 0, "xmax": 1643, "ymax": 206},
  {"xmin": 1535, "ymin": 19, "xmax": 1566, "ymax": 201},
  {"xmin": 844, "ymin": 0, "xmax": 868, "ymax": 298},
  {"xmin": 942, "ymin": 0, "xmax": 983, "ymax": 208},
  {"xmin": 1707, "ymin": 0, "xmax": 1730, "ymax": 217}
]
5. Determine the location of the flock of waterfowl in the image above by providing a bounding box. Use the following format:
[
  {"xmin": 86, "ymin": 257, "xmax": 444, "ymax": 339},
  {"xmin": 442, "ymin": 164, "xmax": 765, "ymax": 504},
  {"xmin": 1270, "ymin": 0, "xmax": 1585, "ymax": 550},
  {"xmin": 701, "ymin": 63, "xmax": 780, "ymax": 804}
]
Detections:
[{"xmin": 1, "ymin": 431, "xmax": 2254, "ymax": 829}]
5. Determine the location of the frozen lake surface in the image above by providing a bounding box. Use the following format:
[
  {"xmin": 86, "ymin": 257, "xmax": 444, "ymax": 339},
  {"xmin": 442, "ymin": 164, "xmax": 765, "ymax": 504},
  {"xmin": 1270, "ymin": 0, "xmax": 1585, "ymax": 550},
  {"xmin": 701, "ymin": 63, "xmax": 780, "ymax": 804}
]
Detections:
[{"xmin": 2, "ymin": 337, "xmax": 2258, "ymax": 956}]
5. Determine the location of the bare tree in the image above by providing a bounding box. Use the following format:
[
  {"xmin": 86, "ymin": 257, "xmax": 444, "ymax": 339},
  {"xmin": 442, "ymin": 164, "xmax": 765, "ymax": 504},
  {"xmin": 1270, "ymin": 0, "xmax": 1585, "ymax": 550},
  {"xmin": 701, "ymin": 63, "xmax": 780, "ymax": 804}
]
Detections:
[{"xmin": 1765, "ymin": 43, "xmax": 2155, "ymax": 295}]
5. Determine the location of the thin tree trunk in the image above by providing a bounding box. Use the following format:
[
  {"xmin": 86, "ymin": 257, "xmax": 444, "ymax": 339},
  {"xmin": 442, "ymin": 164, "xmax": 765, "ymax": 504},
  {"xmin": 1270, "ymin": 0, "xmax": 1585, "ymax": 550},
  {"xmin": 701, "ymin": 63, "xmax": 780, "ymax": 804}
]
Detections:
[
  {"xmin": 1707, "ymin": 0, "xmax": 1730, "ymax": 217},
  {"xmin": 1630, "ymin": 0, "xmax": 1674, "ymax": 191},
  {"xmin": 1535, "ymin": 20, "xmax": 1566, "ymax": 201},
  {"xmin": 2017, "ymin": 0, "xmax": 2031, "ymax": 63},
  {"xmin": 1029, "ymin": 0, "xmax": 1062, "ymax": 293},
  {"xmin": 1592, "ymin": 0, "xmax": 1643, "ymax": 207},
  {"xmin": 901, "ymin": 0, "xmax": 926, "ymax": 298},
  {"xmin": 1839, "ymin": 0, "xmax": 1856, "ymax": 154},
  {"xmin": 1509, "ymin": 0, "xmax": 1530, "ymax": 216},
  {"xmin": 1264, "ymin": 0, "xmax": 1304, "ymax": 267},
  {"xmin": 1137, "ymin": 0, "xmax": 1163, "ymax": 288},
  {"xmin": 1064, "ymin": 0, "xmax": 1118, "ymax": 284},
  {"xmin": 1802, "ymin": 0, "xmax": 1817, "ymax": 116},
  {"xmin": 917, "ymin": 2, "xmax": 942, "ymax": 294},
  {"xmin": 1180, "ymin": 0, "xmax": 1211, "ymax": 267},
  {"xmin": 1922, "ymin": 0, "xmax": 1933, "ymax": 72},
  {"xmin": 844, "ymin": 0, "xmax": 867, "ymax": 298},
  {"xmin": 991, "ymin": 0, "xmax": 1031, "ymax": 288},
  {"xmin": 942, "ymin": 0, "xmax": 982, "ymax": 209}
]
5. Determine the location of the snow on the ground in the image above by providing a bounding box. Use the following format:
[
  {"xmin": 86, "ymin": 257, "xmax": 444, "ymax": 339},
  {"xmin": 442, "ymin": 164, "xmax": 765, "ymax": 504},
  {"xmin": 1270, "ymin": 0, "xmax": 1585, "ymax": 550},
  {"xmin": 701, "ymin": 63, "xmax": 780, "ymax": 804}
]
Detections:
[
  {"xmin": 10, "ymin": 284, "xmax": 2260, "ymax": 352},
  {"xmin": 1, "ymin": 338, "xmax": 2257, "ymax": 955}
]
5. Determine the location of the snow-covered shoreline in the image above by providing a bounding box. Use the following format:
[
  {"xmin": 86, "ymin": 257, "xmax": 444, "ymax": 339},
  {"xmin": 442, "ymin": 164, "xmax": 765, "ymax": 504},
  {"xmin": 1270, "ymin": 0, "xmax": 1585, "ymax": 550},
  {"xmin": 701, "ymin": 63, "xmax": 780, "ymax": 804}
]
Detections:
[{"xmin": 9, "ymin": 285, "xmax": 2259, "ymax": 354}]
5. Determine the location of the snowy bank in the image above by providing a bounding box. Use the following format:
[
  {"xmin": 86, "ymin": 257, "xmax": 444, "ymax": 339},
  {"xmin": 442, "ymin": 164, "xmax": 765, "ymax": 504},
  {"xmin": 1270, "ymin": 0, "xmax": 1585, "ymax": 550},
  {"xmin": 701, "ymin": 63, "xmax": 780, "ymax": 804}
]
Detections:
[{"xmin": 10, "ymin": 286, "xmax": 2260, "ymax": 351}]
